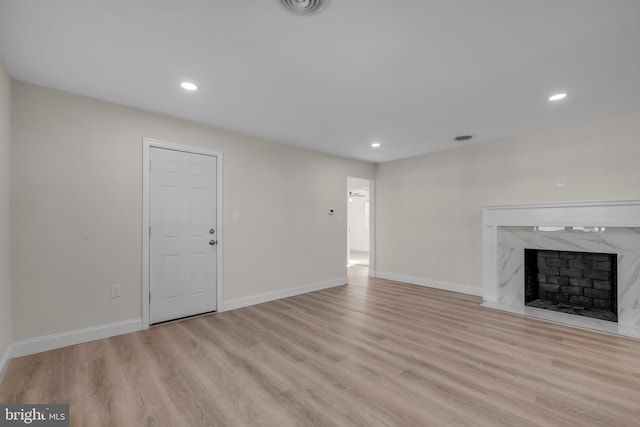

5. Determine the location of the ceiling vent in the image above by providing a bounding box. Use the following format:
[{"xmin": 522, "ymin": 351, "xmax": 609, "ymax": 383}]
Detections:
[
  {"xmin": 280, "ymin": 0, "xmax": 328, "ymax": 15},
  {"xmin": 453, "ymin": 135, "xmax": 473, "ymax": 142}
]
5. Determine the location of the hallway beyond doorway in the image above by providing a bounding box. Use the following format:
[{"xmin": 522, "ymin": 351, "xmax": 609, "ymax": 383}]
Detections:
[{"xmin": 348, "ymin": 250, "xmax": 369, "ymax": 267}]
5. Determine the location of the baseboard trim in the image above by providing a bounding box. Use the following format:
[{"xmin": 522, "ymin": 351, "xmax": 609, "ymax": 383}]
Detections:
[
  {"xmin": 0, "ymin": 343, "xmax": 13, "ymax": 384},
  {"xmin": 221, "ymin": 277, "xmax": 347, "ymax": 312},
  {"xmin": 375, "ymin": 271, "xmax": 483, "ymax": 297},
  {"xmin": 12, "ymin": 318, "xmax": 142, "ymax": 358}
]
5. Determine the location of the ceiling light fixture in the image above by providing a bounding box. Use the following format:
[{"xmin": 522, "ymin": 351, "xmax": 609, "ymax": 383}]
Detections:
[
  {"xmin": 181, "ymin": 82, "xmax": 198, "ymax": 91},
  {"xmin": 280, "ymin": 0, "xmax": 328, "ymax": 15},
  {"xmin": 549, "ymin": 93, "xmax": 567, "ymax": 101},
  {"xmin": 371, "ymin": 142, "xmax": 381, "ymax": 148}
]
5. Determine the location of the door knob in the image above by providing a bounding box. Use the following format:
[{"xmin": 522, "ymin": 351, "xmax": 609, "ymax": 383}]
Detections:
[{"xmin": 209, "ymin": 240, "xmax": 218, "ymax": 246}]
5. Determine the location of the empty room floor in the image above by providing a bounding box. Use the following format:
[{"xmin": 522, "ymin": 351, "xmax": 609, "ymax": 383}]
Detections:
[
  {"xmin": 348, "ymin": 250, "xmax": 369, "ymax": 266},
  {"xmin": 2, "ymin": 265, "xmax": 640, "ymax": 426}
]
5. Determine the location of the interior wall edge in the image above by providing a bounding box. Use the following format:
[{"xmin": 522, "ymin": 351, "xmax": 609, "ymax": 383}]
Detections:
[{"xmin": 0, "ymin": 343, "xmax": 12, "ymax": 384}]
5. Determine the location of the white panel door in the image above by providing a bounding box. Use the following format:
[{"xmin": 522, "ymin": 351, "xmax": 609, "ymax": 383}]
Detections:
[{"xmin": 150, "ymin": 147, "xmax": 217, "ymax": 324}]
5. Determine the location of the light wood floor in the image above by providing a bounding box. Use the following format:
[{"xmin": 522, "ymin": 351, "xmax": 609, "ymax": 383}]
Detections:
[{"xmin": 2, "ymin": 266, "xmax": 640, "ymax": 426}]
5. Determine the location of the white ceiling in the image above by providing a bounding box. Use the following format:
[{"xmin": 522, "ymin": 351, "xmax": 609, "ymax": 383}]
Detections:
[{"xmin": 1, "ymin": 0, "xmax": 639, "ymax": 163}]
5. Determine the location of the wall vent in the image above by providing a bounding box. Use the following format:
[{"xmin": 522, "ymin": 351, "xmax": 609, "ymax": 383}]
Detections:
[{"xmin": 453, "ymin": 135, "xmax": 473, "ymax": 142}]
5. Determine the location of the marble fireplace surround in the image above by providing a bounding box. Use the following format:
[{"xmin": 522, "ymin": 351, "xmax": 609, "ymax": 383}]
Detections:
[{"xmin": 482, "ymin": 200, "xmax": 640, "ymax": 339}]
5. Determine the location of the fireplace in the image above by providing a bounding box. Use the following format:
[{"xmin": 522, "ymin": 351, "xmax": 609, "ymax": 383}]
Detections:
[
  {"xmin": 523, "ymin": 249, "xmax": 617, "ymax": 322},
  {"xmin": 481, "ymin": 200, "xmax": 640, "ymax": 338}
]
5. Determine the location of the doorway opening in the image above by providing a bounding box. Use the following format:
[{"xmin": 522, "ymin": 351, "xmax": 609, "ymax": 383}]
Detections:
[{"xmin": 347, "ymin": 177, "xmax": 373, "ymax": 274}]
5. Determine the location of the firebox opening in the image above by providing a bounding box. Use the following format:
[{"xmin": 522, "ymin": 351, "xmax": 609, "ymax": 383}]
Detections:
[{"xmin": 524, "ymin": 249, "xmax": 617, "ymax": 322}]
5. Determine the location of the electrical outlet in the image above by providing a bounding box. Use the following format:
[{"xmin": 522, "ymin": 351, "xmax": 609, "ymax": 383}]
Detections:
[
  {"xmin": 431, "ymin": 258, "xmax": 438, "ymax": 267},
  {"xmin": 111, "ymin": 284, "xmax": 121, "ymax": 298}
]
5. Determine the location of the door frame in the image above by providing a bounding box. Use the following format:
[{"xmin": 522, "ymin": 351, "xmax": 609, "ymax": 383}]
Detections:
[
  {"xmin": 368, "ymin": 179, "xmax": 376, "ymax": 276},
  {"xmin": 346, "ymin": 176, "xmax": 376, "ymax": 276},
  {"xmin": 142, "ymin": 138, "xmax": 224, "ymax": 329}
]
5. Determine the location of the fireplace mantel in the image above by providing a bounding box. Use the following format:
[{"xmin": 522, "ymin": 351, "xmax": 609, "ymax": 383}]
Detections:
[{"xmin": 482, "ymin": 200, "xmax": 640, "ymax": 338}]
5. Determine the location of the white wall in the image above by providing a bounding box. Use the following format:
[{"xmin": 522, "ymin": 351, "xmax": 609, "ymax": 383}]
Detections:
[
  {"xmin": 10, "ymin": 81, "xmax": 375, "ymax": 341},
  {"xmin": 376, "ymin": 112, "xmax": 640, "ymax": 290},
  {"xmin": 0, "ymin": 57, "xmax": 12, "ymax": 372}
]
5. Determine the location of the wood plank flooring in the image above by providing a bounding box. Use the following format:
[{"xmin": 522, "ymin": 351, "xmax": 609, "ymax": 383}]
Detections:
[{"xmin": 2, "ymin": 265, "xmax": 640, "ymax": 426}]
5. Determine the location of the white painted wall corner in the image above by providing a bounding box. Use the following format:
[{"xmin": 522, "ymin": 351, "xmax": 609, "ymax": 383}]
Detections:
[{"xmin": 0, "ymin": 343, "xmax": 14, "ymax": 383}]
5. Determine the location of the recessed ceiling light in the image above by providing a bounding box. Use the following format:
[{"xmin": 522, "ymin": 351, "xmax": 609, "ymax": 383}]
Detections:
[
  {"xmin": 549, "ymin": 93, "xmax": 567, "ymax": 101},
  {"xmin": 371, "ymin": 142, "xmax": 381, "ymax": 148},
  {"xmin": 181, "ymin": 82, "xmax": 198, "ymax": 91}
]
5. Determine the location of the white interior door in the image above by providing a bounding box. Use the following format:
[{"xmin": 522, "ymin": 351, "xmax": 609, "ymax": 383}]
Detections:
[{"xmin": 150, "ymin": 147, "xmax": 217, "ymax": 324}]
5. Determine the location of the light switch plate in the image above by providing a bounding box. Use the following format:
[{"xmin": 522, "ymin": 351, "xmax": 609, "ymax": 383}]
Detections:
[{"xmin": 111, "ymin": 284, "xmax": 121, "ymax": 298}]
